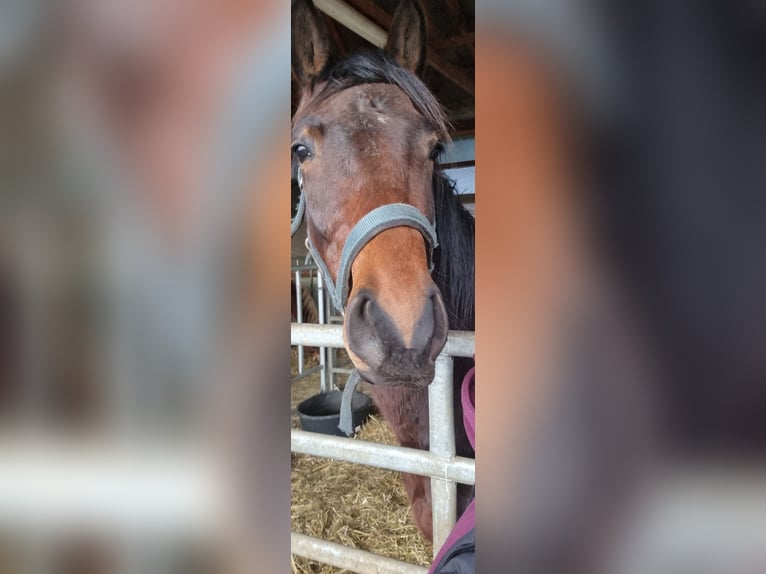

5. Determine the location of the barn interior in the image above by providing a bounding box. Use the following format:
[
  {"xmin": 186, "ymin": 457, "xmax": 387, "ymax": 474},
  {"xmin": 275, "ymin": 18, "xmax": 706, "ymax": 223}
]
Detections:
[
  {"xmin": 291, "ymin": 0, "xmax": 476, "ymax": 260},
  {"xmin": 290, "ymin": 2, "xmax": 476, "ymax": 571}
]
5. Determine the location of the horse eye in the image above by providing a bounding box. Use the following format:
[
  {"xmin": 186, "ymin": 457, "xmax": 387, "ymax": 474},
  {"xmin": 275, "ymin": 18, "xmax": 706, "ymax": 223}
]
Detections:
[
  {"xmin": 292, "ymin": 144, "xmax": 313, "ymax": 163},
  {"xmin": 430, "ymin": 144, "xmax": 444, "ymax": 161}
]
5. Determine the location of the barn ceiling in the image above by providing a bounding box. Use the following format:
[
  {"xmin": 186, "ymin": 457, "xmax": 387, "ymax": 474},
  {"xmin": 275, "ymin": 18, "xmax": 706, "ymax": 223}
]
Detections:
[{"xmin": 291, "ymin": 0, "xmax": 475, "ymax": 135}]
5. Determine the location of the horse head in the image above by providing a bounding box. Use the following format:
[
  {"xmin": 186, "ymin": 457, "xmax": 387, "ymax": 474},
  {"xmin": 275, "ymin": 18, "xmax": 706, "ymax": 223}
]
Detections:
[{"xmin": 291, "ymin": 0, "xmax": 449, "ymax": 386}]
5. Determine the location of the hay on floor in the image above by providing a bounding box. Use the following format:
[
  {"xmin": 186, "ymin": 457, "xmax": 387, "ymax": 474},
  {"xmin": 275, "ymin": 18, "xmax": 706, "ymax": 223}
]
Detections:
[{"xmin": 291, "ymin": 364, "xmax": 432, "ymax": 573}]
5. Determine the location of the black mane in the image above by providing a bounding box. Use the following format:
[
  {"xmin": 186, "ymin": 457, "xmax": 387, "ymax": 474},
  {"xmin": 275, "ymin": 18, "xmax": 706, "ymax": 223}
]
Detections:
[
  {"xmin": 313, "ymin": 50, "xmax": 451, "ymax": 143},
  {"xmin": 432, "ymin": 171, "xmax": 475, "ymax": 331}
]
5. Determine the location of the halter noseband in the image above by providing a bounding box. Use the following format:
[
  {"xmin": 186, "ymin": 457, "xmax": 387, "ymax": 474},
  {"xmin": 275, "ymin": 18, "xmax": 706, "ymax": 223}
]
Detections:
[{"xmin": 291, "ymin": 168, "xmax": 438, "ymax": 313}]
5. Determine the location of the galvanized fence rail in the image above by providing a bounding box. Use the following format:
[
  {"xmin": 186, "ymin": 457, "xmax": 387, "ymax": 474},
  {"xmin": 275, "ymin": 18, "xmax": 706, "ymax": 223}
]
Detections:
[
  {"xmin": 291, "ymin": 261, "xmax": 352, "ymax": 391},
  {"xmin": 291, "ymin": 323, "xmax": 476, "ymax": 573}
]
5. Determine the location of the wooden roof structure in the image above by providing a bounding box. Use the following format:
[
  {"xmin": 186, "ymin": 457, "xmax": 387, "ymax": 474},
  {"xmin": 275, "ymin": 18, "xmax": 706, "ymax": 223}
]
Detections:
[{"xmin": 291, "ymin": 0, "xmax": 475, "ymax": 136}]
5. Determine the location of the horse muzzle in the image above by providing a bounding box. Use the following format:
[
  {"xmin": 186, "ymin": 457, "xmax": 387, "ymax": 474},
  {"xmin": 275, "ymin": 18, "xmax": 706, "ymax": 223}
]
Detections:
[{"xmin": 344, "ymin": 285, "xmax": 449, "ymax": 386}]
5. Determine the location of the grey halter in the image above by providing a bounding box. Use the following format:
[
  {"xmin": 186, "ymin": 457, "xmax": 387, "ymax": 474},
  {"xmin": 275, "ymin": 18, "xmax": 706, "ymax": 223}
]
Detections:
[
  {"xmin": 291, "ymin": 168, "xmax": 439, "ymax": 436},
  {"xmin": 291, "ymin": 169, "xmax": 439, "ymax": 313}
]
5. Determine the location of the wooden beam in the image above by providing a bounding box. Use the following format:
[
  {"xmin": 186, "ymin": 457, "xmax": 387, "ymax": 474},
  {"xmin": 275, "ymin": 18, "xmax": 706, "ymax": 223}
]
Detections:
[
  {"xmin": 426, "ymin": 48, "xmax": 474, "ymax": 96},
  {"xmin": 443, "ymin": 0, "xmax": 474, "ymax": 58},
  {"xmin": 450, "ymin": 118, "xmax": 475, "ymax": 137},
  {"xmin": 343, "ymin": 0, "xmax": 391, "ymax": 29},
  {"xmin": 341, "ymin": 0, "xmax": 474, "ymax": 96},
  {"xmin": 323, "ymin": 14, "xmax": 347, "ymax": 56},
  {"xmin": 430, "ymin": 32, "xmax": 475, "ymax": 50},
  {"xmin": 445, "ymin": 0, "xmax": 466, "ymax": 24}
]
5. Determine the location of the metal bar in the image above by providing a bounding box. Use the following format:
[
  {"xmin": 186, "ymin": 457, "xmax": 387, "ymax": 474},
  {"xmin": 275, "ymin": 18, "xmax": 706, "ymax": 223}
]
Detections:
[
  {"xmin": 290, "ymin": 324, "xmax": 474, "ymax": 358},
  {"xmin": 324, "ymin": 286, "xmax": 337, "ymax": 390},
  {"xmin": 328, "ymin": 347, "xmax": 337, "ymax": 390},
  {"xmin": 292, "ymin": 532, "xmax": 428, "ymax": 574},
  {"xmin": 329, "ymin": 290, "xmax": 345, "ymax": 389},
  {"xmin": 290, "ymin": 263, "xmax": 319, "ymax": 272},
  {"xmin": 429, "ymin": 355, "xmax": 457, "ymax": 556},
  {"xmin": 317, "ymin": 270, "xmax": 329, "ymax": 393},
  {"xmin": 430, "ymin": 32, "xmax": 476, "ymax": 50},
  {"xmin": 294, "ymin": 270, "xmax": 304, "ymax": 374},
  {"xmin": 290, "ymin": 365, "xmax": 322, "ymax": 383},
  {"xmin": 291, "ymin": 430, "xmax": 475, "ymax": 485},
  {"xmin": 314, "ymin": 0, "xmax": 388, "ymax": 48}
]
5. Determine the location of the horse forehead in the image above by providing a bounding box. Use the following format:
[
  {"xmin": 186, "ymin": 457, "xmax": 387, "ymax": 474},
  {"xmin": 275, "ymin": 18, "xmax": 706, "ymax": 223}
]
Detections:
[
  {"xmin": 352, "ymin": 83, "xmax": 418, "ymax": 113},
  {"xmin": 319, "ymin": 84, "xmax": 423, "ymax": 129}
]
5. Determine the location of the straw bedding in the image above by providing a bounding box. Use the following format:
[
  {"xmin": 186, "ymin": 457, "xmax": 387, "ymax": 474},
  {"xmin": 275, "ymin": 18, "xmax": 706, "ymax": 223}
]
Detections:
[{"xmin": 291, "ymin": 355, "xmax": 432, "ymax": 573}]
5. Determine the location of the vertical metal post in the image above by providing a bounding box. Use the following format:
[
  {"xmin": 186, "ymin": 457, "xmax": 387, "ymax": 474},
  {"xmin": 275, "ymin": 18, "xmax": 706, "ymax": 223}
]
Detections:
[
  {"xmin": 428, "ymin": 354, "xmax": 457, "ymax": 556},
  {"xmin": 316, "ymin": 270, "xmax": 329, "ymax": 393},
  {"xmin": 326, "ymin": 287, "xmax": 337, "ymax": 390},
  {"xmin": 294, "ymin": 269, "xmax": 304, "ymax": 374}
]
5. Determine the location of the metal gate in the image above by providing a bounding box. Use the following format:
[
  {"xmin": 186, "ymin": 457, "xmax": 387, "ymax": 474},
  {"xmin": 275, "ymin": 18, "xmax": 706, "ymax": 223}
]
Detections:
[{"xmin": 290, "ymin": 323, "xmax": 476, "ymax": 573}]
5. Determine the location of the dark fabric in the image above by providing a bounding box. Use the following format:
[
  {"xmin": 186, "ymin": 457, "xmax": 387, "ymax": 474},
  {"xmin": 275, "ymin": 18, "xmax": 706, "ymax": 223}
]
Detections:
[{"xmin": 430, "ymin": 524, "xmax": 475, "ymax": 574}]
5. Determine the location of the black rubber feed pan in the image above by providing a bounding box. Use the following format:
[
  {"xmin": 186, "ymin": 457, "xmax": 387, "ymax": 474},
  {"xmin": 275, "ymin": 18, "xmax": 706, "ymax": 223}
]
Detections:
[{"xmin": 297, "ymin": 390, "xmax": 373, "ymax": 436}]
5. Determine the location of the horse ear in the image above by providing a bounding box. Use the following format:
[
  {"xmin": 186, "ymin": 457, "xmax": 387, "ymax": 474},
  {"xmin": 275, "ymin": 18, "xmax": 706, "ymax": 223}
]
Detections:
[
  {"xmin": 385, "ymin": 0, "xmax": 428, "ymax": 76},
  {"xmin": 292, "ymin": 0, "xmax": 333, "ymax": 86}
]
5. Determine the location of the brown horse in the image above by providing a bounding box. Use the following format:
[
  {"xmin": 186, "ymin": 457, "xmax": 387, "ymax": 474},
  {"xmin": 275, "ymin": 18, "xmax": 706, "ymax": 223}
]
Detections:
[{"xmin": 292, "ymin": 0, "xmax": 475, "ymax": 541}]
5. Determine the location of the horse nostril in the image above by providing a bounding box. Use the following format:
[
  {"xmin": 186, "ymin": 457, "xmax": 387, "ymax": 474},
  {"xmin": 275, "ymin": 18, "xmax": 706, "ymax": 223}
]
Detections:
[
  {"xmin": 428, "ymin": 289, "xmax": 449, "ymax": 360},
  {"xmin": 361, "ymin": 297, "xmax": 372, "ymax": 321},
  {"xmin": 350, "ymin": 292, "xmax": 372, "ymax": 324},
  {"xmin": 345, "ymin": 291, "xmax": 385, "ymax": 370},
  {"xmin": 408, "ymin": 286, "xmax": 448, "ymax": 357}
]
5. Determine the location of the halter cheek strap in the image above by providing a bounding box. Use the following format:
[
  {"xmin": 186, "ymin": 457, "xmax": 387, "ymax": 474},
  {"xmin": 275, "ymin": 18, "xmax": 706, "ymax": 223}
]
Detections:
[
  {"xmin": 291, "ymin": 172, "xmax": 438, "ymax": 313},
  {"xmin": 290, "ymin": 169, "xmax": 306, "ymax": 237}
]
